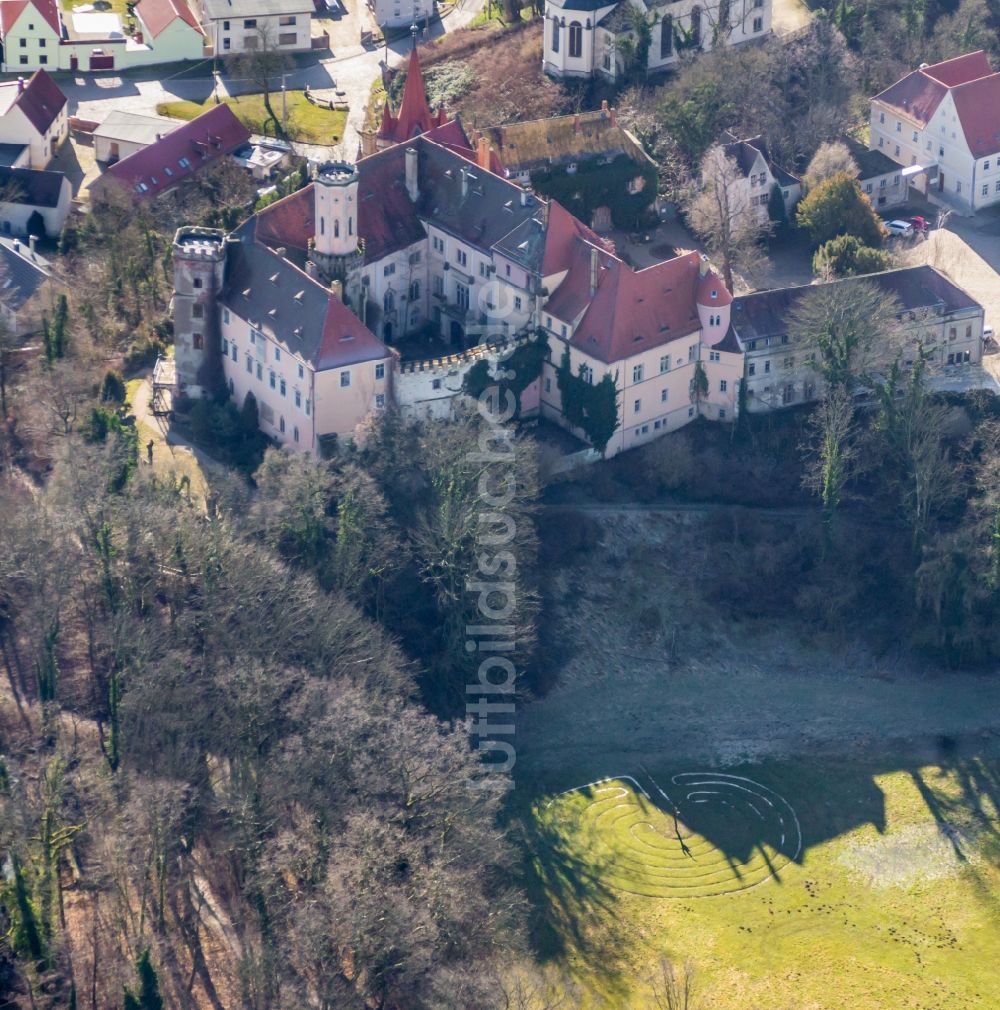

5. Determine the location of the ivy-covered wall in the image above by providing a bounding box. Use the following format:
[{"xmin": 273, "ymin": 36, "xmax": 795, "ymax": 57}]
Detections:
[{"xmin": 530, "ymin": 154, "xmax": 657, "ymax": 230}]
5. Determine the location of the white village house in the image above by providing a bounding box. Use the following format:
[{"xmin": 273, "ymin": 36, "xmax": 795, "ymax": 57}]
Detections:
[
  {"xmin": 542, "ymin": 0, "xmax": 772, "ymax": 81},
  {"xmin": 869, "ymin": 51, "xmax": 1000, "ymax": 214}
]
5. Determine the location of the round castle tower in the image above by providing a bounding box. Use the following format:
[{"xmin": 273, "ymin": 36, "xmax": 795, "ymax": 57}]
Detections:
[
  {"xmin": 311, "ymin": 162, "xmax": 362, "ymax": 281},
  {"xmin": 172, "ymin": 228, "xmax": 227, "ymax": 399}
]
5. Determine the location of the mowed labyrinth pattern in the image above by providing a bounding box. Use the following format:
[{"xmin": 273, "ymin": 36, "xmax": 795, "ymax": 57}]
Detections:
[{"xmin": 545, "ymin": 773, "xmax": 802, "ymax": 898}]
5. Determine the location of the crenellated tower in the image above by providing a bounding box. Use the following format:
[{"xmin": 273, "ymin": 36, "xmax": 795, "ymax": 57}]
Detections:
[{"xmin": 172, "ymin": 227, "xmax": 227, "ymax": 399}]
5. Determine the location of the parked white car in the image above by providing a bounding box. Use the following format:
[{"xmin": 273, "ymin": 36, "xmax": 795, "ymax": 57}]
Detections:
[{"xmin": 886, "ymin": 220, "xmax": 915, "ymax": 238}]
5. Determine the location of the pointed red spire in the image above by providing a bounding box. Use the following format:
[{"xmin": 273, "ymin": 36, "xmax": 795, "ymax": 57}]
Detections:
[
  {"xmin": 394, "ymin": 46, "xmax": 438, "ymax": 142},
  {"xmin": 377, "ymin": 100, "xmax": 396, "ymax": 140}
]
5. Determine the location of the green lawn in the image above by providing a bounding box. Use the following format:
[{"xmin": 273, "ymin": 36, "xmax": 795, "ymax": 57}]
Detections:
[
  {"xmin": 525, "ymin": 757, "xmax": 1000, "ymax": 1008},
  {"xmin": 157, "ymin": 92, "xmax": 347, "ymax": 146}
]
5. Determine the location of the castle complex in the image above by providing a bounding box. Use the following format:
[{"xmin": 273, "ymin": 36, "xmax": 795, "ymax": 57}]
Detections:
[{"xmin": 172, "ymin": 48, "xmax": 985, "ymax": 458}]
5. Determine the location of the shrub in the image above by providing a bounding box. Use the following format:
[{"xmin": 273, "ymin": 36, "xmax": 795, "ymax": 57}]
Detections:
[
  {"xmin": 795, "ymin": 172, "xmax": 886, "ymax": 249},
  {"xmin": 100, "ymin": 370, "xmax": 127, "ymax": 404},
  {"xmin": 813, "ymin": 234, "xmax": 892, "ymax": 278}
]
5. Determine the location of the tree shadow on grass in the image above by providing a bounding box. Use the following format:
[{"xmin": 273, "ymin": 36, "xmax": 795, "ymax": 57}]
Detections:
[{"xmin": 512, "ymin": 785, "xmax": 636, "ymax": 1001}]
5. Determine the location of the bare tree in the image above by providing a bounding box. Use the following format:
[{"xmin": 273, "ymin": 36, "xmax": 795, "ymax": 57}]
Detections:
[
  {"xmin": 650, "ymin": 957, "xmax": 696, "ymax": 1010},
  {"xmin": 685, "ymin": 144, "xmax": 769, "ymax": 291},
  {"xmin": 786, "ymin": 280, "xmax": 904, "ymax": 395},
  {"xmin": 232, "ymin": 22, "xmax": 294, "ymax": 138},
  {"xmin": 803, "ymin": 385, "xmax": 859, "ymax": 528},
  {"xmin": 804, "ymin": 141, "xmax": 860, "ymax": 190}
]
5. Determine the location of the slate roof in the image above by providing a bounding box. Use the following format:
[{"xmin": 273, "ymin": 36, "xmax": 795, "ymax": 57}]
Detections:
[
  {"xmin": 100, "ymin": 104, "xmax": 250, "ymax": 198},
  {"xmin": 872, "ymin": 51, "xmax": 993, "ymax": 127},
  {"xmin": 0, "ymin": 234, "xmax": 54, "ymax": 311},
  {"xmin": 721, "ymin": 133, "xmax": 799, "ymax": 188},
  {"xmin": 225, "ymin": 217, "xmax": 389, "ymax": 371},
  {"xmin": 135, "ymin": 0, "xmax": 202, "ymax": 37},
  {"xmin": 0, "ymin": 70, "xmax": 67, "ymax": 137},
  {"xmin": 730, "ymin": 267, "xmax": 981, "ymax": 343},
  {"xmin": 0, "ymin": 143, "xmax": 26, "ymax": 166},
  {"xmin": 548, "ymin": 0, "xmax": 616, "ymax": 11},
  {"xmin": 841, "ymin": 135, "xmax": 900, "ymax": 180},
  {"xmin": 0, "ymin": 165, "xmax": 65, "ymax": 207}
]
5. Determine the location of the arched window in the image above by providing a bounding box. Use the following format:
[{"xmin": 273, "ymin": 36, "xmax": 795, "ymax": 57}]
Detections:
[
  {"xmin": 334, "ymin": 219, "xmax": 340, "ymax": 238},
  {"xmin": 348, "ymin": 216, "xmax": 353, "ymax": 236},
  {"xmin": 551, "ymin": 15, "xmax": 559, "ymax": 53},
  {"xmin": 279, "ymin": 416, "xmax": 285, "ymax": 434},
  {"xmin": 409, "ymin": 280, "xmax": 420, "ymax": 301},
  {"xmin": 660, "ymin": 15, "xmax": 672, "ymax": 58},
  {"xmin": 690, "ymin": 6, "xmax": 701, "ymax": 47},
  {"xmin": 384, "ymin": 290, "xmax": 395, "ymax": 313},
  {"xmin": 568, "ymin": 20, "xmax": 583, "ymax": 58},
  {"xmin": 319, "ymin": 217, "xmax": 325, "ymax": 236}
]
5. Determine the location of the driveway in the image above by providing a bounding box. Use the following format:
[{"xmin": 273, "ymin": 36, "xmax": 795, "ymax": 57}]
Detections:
[{"xmin": 61, "ymin": 0, "xmax": 486, "ymax": 162}]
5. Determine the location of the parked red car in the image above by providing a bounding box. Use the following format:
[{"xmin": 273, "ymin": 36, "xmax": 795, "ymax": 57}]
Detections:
[{"xmin": 909, "ymin": 216, "xmax": 930, "ymax": 233}]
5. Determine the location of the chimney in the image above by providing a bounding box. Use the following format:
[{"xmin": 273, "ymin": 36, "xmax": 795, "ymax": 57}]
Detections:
[
  {"xmin": 589, "ymin": 246, "xmax": 599, "ymax": 297},
  {"xmin": 520, "ymin": 187, "xmax": 530, "ymax": 207},
  {"xmin": 16, "ymin": 77, "xmax": 24, "ymax": 94},
  {"xmin": 698, "ymin": 255, "xmax": 709, "ymax": 278},
  {"xmin": 609, "ymin": 106, "xmax": 617, "ymax": 128},
  {"xmin": 573, "ymin": 113, "xmax": 581, "ymax": 134},
  {"xmin": 477, "ymin": 135, "xmax": 490, "ymax": 171},
  {"xmin": 28, "ymin": 234, "xmax": 36, "ymax": 256},
  {"xmin": 601, "ymin": 99, "xmax": 608, "ymax": 113},
  {"xmin": 405, "ymin": 146, "xmax": 418, "ymax": 202},
  {"xmin": 540, "ymin": 198, "xmax": 549, "ymax": 228},
  {"xmin": 461, "ymin": 165, "xmax": 469, "ymax": 198},
  {"xmin": 12, "ymin": 239, "xmax": 19, "ymax": 253}
]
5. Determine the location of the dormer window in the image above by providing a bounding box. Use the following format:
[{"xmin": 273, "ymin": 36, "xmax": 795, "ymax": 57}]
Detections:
[{"xmin": 711, "ymin": 290, "xmax": 718, "ymax": 299}]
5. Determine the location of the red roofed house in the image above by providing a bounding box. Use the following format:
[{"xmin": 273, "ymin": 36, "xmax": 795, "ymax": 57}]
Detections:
[
  {"xmin": 0, "ymin": 69, "xmax": 66, "ymax": 168},
  {"xmin": 133, "ymin": 0, "xmax": 206, "ymax": 64},
  {"xmin": 870, "ymin": 51, "xmax": 1000, "ymax": 213},
  {"xmin": 171, "ymin": 128, "xmax": 745, "ymax": 456},
  {"xmin": 363, "ymin": 47, "xmax": 451, "ymax": 156},
  {"xmin": 94, "ymin": 104, "xmax": 250, "ymax": 200},
  {"xmin": 0, "ymin": 0, "xmax": 62, "ymax": 74}
]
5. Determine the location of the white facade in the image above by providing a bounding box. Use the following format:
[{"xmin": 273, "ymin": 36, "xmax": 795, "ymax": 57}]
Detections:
[
  {"xmin": 368, "ymin": 0, "xmax": 434, "ymax": 29},
  {"xmin": 870, "ymin": 87, "xmax": 1000, "ymax": 213},
  {"xmin": 543, "ymin": 0, "xmax": 772, "ymax": 81},
  {"xmin": 0, "ymin": 175, "xmax": 71, "ymax": 238},
  {"xmin": 202, "ymin": 3, "xmax": 313, "ymax": 56},
  {"xmin": 0, "ymin": 82, "xmax": 67, "ymax": 168}
]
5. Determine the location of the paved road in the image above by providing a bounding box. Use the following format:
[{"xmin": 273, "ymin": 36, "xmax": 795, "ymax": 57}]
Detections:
[{"xmin": 64, "ymin": 0, "xmax": 485, "ymax": 161}]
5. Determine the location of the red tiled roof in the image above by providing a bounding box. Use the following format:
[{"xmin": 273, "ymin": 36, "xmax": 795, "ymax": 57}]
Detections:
[
  {"xmin": 135, "ymin": 0, "xmax": 201, "ymax": 38},
  {"xmin": 315, "ymin": 294, "xmax": 389, "ymax": 370},
  {"xmin": 101, "ymin": 105, "xmax": 249, "ymax": 198},
  {"xmin": 921, "ymin": 50, "xmax": 993, "ymax": 87},
  {"xmin": 7, "ymin": 70, "xmax": 66, "ymax": 136},
  {"xmin": 697, "ymin": 267, "xmax": 731, "ymax": 307},
  {"xmin": 0, "ymin": 0, "xmax": 60, "ymax": 38},
  {"xmin": 547, "ymin": 240, "xmax": 707, "ymax": 364},
  {"xmin": 542, "ymin": 198, "xmax": 604, "ymax": 277},
  {"xmin": 376, "ymin": 47, "xmax": 450, "ymax": 145},
  {"xmin": 873, "ymin": 51, "xmax": 994, "ymax": 126},
  {"xmin": 952, "ymin": 74, "xmax": 1000, "ymax": 157},
  {"xmin": 255, "ymin": 184, "xmax": 314, "ymax": 252}
]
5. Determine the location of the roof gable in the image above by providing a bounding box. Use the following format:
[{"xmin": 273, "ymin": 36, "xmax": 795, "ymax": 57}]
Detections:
[
  {"xmin": 101, "ymin": 104, "xmax": 250, "ymax": 198},
  {"xmin": 135, "ymin": 0, "xmax": 201, "ymax": 38},
  {"xmin": 0, "ymin": 0, "xmax": 61, "ymax": 37},
  {"xmin": 377, "ymin": 48, "xmax": 450, "ymax": 146},
  {"xmin": 1, "ymin": 70, "xmax": 67, "ymax": 137}
]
